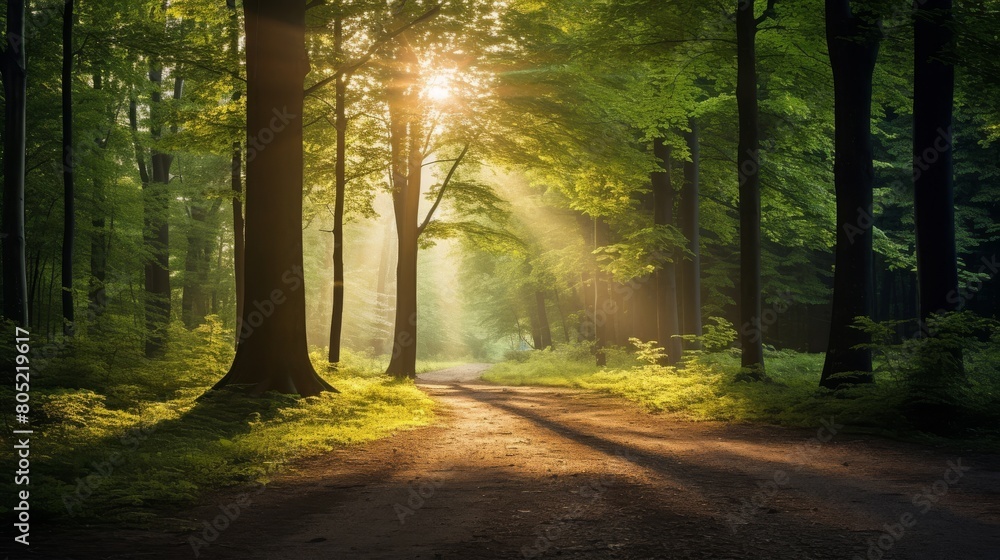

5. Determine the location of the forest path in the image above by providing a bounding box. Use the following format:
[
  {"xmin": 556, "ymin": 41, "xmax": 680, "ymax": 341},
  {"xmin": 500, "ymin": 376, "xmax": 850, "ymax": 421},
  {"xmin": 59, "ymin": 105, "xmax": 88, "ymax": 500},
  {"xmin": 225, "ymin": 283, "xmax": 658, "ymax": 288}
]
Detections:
[{"xmin": 39, "ymin": 365, "xmax": 1000, "ymax": 560}]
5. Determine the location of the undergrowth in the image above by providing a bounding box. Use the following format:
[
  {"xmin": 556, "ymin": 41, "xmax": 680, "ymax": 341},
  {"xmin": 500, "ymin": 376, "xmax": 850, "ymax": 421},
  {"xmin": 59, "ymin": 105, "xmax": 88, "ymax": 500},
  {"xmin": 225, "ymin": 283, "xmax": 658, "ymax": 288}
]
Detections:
[
  {"xmin": 0, "ymin": 316, "xmax": 437, "ymax": 525},
  {"xmin": 484, "ymin": 315, "xmax": 1000, "ymax": 441}
]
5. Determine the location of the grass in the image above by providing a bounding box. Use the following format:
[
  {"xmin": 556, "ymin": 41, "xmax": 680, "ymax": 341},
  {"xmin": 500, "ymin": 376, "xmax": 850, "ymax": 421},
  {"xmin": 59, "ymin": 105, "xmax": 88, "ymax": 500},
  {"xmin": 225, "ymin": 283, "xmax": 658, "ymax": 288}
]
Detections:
[
  {"xmin": 0, "ymin": 318, "xmax": 440, "ymax": 525},
  {"xmin": 482, "ymin": 343, "xmax": 1000, "ymax": 440}
]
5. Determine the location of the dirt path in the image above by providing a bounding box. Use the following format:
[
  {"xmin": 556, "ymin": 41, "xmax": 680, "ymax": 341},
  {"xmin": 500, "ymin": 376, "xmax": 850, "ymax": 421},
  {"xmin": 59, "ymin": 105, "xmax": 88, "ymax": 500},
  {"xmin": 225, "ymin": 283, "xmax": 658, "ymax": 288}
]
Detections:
[{"xmin": 30, "ymin": 365, "xmax": 1000, "ymax": 559}]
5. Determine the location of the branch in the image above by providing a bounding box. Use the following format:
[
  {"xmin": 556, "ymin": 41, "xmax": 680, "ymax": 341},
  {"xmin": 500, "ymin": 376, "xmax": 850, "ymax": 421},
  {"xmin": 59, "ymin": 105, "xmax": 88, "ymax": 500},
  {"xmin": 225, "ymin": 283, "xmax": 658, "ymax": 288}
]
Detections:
[
  {"xmin": 421, "ymin": 157, "xmax": 461, "ymax": 167},
  {"xmin": 417, "ymin": 143, "xmax": 470, "ymax": 237},
  {"xmin": 129, "ymin": 99, "xmax": 151, "ymax": 186},
  {"xmin": 304, "ymin": 4, "xmax": 441, "ymax": 97},
  {"xmin": 306, "ymin": 0, "xmax": 325, "ymax": 10},
  {"xmin": 755, "ymin": 0, "xmax": 778, "ymax": 26}
]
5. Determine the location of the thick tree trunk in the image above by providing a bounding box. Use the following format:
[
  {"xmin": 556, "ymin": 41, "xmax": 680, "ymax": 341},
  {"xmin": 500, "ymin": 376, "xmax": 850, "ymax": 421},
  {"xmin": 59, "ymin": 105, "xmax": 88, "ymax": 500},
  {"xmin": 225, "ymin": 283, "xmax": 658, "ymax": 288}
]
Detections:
[
  {"xmin": 385, "ymin": 35, "xmax": 422, "ymax": 379},
  {"xmin": 652, "ymin": 138, "xmax": 682, "ymax": 365},
  {"xmin": 912, "ymin": 0, "xmax": 962, "ymax": 405},
  {"xmin": 913, "ymin": 0, "xmax": 958, "ymax": 322},
  {"xmin": 328, "ymin": 14, "xmax": 348, "ymax": 365},
  {"xmin": 2, "ymin": 0, "xmax": 29, "ymax": 327},
  {"xmin": 61, "ymin": 0, "xmax": 76, "ymax": 336},
  {"xmin": 213, "ymin": 0, "xmax": 333, "ymax": 397},
  {"xmin": 820, "ymin": 0, "xmax": 879, "ymax": 388},
  {"xmin": 679, "ymin": 118, "xmax": 702, "ymax": 347},
  {"xmin": 736, "ymin": 0, "xmax": 765, "ymax": 375}
]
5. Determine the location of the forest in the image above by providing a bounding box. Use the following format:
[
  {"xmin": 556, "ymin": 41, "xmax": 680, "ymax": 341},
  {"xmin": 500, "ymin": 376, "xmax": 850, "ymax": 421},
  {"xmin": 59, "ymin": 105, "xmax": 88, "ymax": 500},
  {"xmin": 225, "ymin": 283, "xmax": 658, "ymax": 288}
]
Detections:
[{"xmin": 1, "ymin": 0, "xmax": 999, "ymax": 558}]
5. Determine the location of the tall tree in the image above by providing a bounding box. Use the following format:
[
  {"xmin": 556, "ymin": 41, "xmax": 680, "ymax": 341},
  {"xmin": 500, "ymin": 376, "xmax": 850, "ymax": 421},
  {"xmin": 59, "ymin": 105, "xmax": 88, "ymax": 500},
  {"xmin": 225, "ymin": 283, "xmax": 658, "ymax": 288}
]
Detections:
[
  {"xmin": 652, "ymin": 137, "xmax": 682, "ymax": 364},
  {"xmin": 678, "ymin": 117, "xmax": 701, "ymax": 347},
  {"xmin": 820, "ymin": 0, "xmax": 880, "ymax": 388},
  {"xmin": 384, "ymin": 31, "xmax": 423, "ymax": 379},
  {"xmin": 87, "ymin": 70, "xmax": 112, "ymax": 319},
  {"xmin": 2, "ymin": 0, "xmax": 29, "ymax": 327},
  {"xmin": 213, "ymin": 0, "xmax": 334, "ymax": 397},
  {"xmin": 913, "ymin": 0, "xmax": 958, "ymax": 323},
  {"xmin": 137, "ymin": 59, "xmax": 180, "ymax": 357},
  {"xmin": 327, "ymin": 11, "xmax": 348, "ymax": 365},
  {"xmin": 736, "ymin": 0, "xmax": 774, "ymax": 376},
  {"xmin": 61, "ymin": 0, "xmax": 76, "ymax": 336}
]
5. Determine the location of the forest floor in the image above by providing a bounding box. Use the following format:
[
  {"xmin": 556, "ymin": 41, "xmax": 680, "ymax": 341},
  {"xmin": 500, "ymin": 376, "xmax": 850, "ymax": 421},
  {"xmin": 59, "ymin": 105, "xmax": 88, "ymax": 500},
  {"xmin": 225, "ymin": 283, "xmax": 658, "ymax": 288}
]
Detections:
[{"xmin": 27, "ymin": 363, "xmax": 1000, "ymax": 560}]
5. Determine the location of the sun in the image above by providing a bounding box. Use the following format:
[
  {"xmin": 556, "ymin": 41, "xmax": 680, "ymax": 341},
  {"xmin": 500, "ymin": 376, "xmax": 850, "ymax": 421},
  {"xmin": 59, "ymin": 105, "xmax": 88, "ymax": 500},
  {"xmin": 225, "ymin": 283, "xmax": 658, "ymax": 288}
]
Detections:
[
  {"xmin": 423, "ymin": 71, "xmax": 455, "ymax": 103},
  {"xmin": 425, "ymin": 83, "xmax": 452, "ymax": 102}
]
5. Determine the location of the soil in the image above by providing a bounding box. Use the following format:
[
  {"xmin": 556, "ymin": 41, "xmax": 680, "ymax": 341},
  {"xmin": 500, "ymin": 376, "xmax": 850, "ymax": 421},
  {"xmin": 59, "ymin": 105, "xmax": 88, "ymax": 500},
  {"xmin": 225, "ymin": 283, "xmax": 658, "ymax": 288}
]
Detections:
[{"xmin": 23, "ymin": 364, "xmax": 1000, "ymax": 560}]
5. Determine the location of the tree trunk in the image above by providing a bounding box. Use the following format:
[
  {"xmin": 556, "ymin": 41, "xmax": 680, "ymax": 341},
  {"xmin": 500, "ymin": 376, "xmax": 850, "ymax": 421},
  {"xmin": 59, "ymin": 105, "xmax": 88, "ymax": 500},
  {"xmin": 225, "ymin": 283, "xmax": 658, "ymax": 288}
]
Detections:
[
  {"xmin": 229, "ymin": 1, "xmax": 245, "ymax": 348},
  {"xmin": 213, "ymin": 0, "xmax": 334, "ymax": 397},
  {"xmin": 328, "ymin": 13, "xmax": 348, "ymax": 365},
  {"xmin": 679, "ymin": 117, "xmax": 702, "ymax": 347},
  {"xmin": 88, "ymin": 73, "xmax": 109, "ymax": 319},
  {"xmin": 385, "ymin": 34, "xmax": 422, "ymax": 379},
  {"xmin": 232, "ymin": 141, "xmax": 245, "ymax": 344},
  {"xmin": 61, "ymin": 0, "xmax": 76, "ymax": 336},
  {"xmin": 652, "ymin": 138, "xmax": 681, "ymax": 365},
  {"xmin": 370, "ymin": 217, "xmax": 394, "ymax": 354},
  {"xmin": 182, "ymin": 203, "xmax": 219, "ymax": 328},
  {"xmin": 529, "ymin": 299, "xmax": 543, "ymax": 350},
  {"xmin": 913, "ymin": 0, "xmax": 958, "ymax": 322},
  {"xmin": 535, "ymin": 290, "xmax": 552, "ymax": 349},
  {"xmin": 553, "ymin": 288, "xmax": 571, "ymax": 344},
  {"xmin": 141, "ymin": 64, "xmax": 177, "ymax": 357},
  {"xmin": 820, "ymin": 0, "xmax": 879, "ymax": 388},
  {"xmin": 591, "ymin": 219, "xmax": 609, "ymax": 366},
  {"xmin": 2, "ymin": 0, "xmax": 29, "ymax": 327},
  {"xmin": 580, "ymin": 271, "xmax": 595, "ymax": 342},
  {"xmin": 736, "ymin": 0, "xmax": 765, "ymax": 376}
]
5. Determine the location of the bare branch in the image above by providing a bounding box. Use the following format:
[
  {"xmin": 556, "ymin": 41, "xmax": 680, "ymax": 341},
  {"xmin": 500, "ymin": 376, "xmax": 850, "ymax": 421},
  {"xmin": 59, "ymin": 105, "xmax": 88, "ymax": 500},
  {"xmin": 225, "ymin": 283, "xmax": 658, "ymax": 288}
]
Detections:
[{"xmin": 418, "ymin": 143, "xmax": 470, "ymax": 237}]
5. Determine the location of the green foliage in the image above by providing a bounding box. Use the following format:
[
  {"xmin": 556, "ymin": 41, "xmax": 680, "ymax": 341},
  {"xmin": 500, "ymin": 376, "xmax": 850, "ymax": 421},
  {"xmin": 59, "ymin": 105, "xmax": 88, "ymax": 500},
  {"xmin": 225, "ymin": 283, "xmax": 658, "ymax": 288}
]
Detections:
[
  {"xmin": 629, "ymin": 338, "xmax": 667, "ymax": 366},
  {"xmin": 0, "ymin": 338, "xmax": 435, "ymax": 524},
  {"xmin": 699, "ymin": 316, "xmax": 738, "ymax": 353},
  {"xmin": 854, "ymin": 312, "xmax": 1000, "ymax": 433},
  {"xmin": 484, "ymin": 342, "xmax": 1000, "ymax": 441}
]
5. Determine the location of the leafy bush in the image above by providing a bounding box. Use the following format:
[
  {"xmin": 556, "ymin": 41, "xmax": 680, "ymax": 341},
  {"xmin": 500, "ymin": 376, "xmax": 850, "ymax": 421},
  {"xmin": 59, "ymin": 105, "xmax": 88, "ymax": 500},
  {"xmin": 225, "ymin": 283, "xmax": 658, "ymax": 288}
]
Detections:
[{"xmin": 856, "ymin": 311, "xmax": 1000, "ymax": 433}]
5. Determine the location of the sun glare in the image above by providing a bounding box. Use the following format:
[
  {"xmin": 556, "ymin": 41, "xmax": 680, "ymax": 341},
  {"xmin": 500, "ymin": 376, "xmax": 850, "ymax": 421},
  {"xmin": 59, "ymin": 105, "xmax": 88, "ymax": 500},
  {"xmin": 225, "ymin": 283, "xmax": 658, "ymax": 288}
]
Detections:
[
  {"xmin": 423, "ymin": 71, "xmax": 455, "ymax": 103},
  {"xmin": 425, "ymin": 84, "xmax": 452, "ymax": 102}
]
